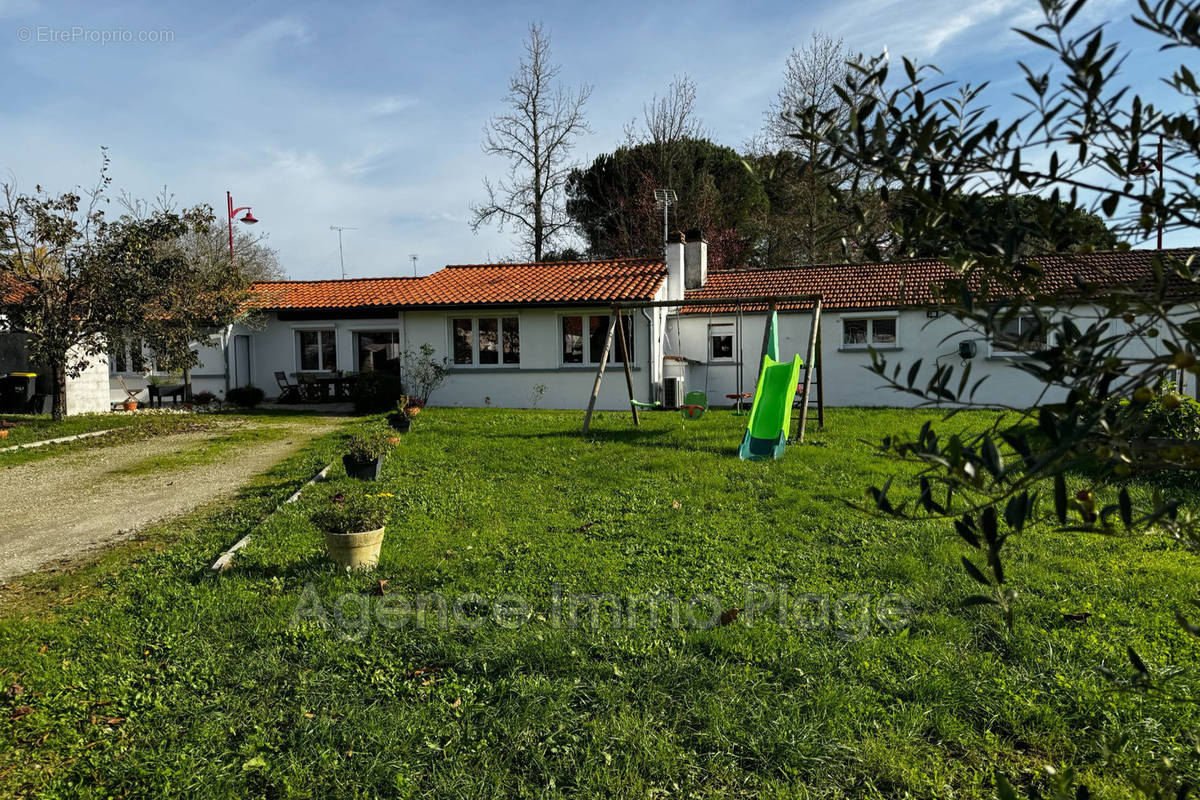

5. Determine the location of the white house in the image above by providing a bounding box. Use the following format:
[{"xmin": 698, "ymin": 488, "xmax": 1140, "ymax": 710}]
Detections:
[{"xmin": 100, "ymin": 236, "xmax": 1200, "ymax": 413}]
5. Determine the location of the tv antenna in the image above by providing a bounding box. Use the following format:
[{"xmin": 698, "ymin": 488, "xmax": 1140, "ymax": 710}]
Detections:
[
  {"xmin": 330, "ymin": 225, "xmax": 357, "ymax": 279},
  {"xmin": 409, "ymin": 254, "xmax": 418, "ymax": 276},
  {"xmin": 653, "ymin": 188, "xmax": 678, "ymax": 253}
]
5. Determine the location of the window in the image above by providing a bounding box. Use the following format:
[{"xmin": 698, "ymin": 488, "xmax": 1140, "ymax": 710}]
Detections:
[
  {"xmin": 298, "ymin": 330, "xmax": 337, "ymax": 372},
  {"xmin": 992, "ymin": 316, "xmax": 1045, "ymax": 353},
  {"xmin": 842, "ymin": 316, "xmax": 899, "ymax": 348},
  {"xmin": 451, "ymin": 316, "xmax": 520, "ymax": 366},
  {"xmin": 452, "ymin": 319, "xmax": 473, "ymax": 364},
  {"xmin": 108, "ymin": 339, "xmax": 157, "ymax": 375},
  {"xmin": 710, "ymin": 324, "xmax": 734, "ymax": 360},
  {"xmin": 562, "ymin": 316, "xmax": 583, "ymax": 363},
  {"xmin": 355, "ymin": 330, "xmax": 401, "ymax": 373},
  {"xmin": 562, "ymin": 314, "xmax": 634, "ymax": 365},
  {"xmin": 502, "ymin": 317, "xmax": 520, "ymax": 364}
]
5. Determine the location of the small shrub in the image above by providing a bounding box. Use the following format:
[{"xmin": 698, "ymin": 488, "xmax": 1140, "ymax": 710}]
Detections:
[
  {"xmin": 351, "ymin": 371, "xmax": 406, "ymax": 413},
  {"xmin": 1120, "ymin": 383, "xmax": 1200, "ymax": 440},
  {"xmin": 310, "ymin": 481, "xmax": 392, "ymax": 534},
  {"xmin": 402, "ymin": 343, "xmax": 451, "ymax": 405},
  {"xmin": 344, "ymin": 428, "xmax": 396, "ymax": 462},
  {"xmin": 226, "ymin": 385, "xmax": 265, "ymax": 408},
  {"xmin": 193, "ymin": 391, "xmax": 217, "ymax": 406}
]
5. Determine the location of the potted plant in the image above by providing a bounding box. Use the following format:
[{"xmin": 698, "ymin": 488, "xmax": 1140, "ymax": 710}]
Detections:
[
  {"xmin": 342, "ymin": 429, "xmax": 395, "ymax": 480},
  {"xmin": 386, "ymin": 396, "xmax": 418, "ymax": 432},
  {"xmin": 311, "ymin": 484, "xmax": 391, "ymax": 569}
]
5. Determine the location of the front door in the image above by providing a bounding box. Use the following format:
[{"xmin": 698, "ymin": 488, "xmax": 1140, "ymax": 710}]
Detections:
[{"xmin": 234, "ymin": 335, "xmax": 251, "ymax": 388}]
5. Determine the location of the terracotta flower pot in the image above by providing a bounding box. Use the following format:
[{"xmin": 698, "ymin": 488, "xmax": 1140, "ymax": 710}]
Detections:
[
  {"xmin": 0, "ymin": 430, "xmax": 8, "ymax": 441},
  {"xmin": 405, "ymin": 405, "xmax": 422, "ymax": 416},
  {"xmin": 123, "ymin": 400, "xmax": 139, "ymax": 412},
  {"xmin": 324, "ymin": 527, "xmax": 385, "ymax": 570}
]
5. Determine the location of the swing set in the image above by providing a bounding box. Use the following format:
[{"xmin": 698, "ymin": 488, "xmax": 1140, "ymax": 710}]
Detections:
[{"xmin": 580, "ymin": 294, "xmax": 826, "ymax": 452}]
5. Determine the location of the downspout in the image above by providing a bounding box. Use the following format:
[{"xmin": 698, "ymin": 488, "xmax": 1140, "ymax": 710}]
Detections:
[
  {"xmin": 222, "ymin": 324, "xmax": 233, "ymax": 396},
  {"xmin": 400, "ymin": 310, "xmax": 408, "ymax": 391}
]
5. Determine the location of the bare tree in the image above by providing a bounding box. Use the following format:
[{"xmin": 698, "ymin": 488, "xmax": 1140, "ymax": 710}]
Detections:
[
  {"xmin": 629, "ymin": 75, "xmax": 705, "ymax": 148},
  {"xmin": 749, "ymin": 32, "xmax": 888, "ymax": 267},
  {"xmin": 471, "ymin": 23, "xmax": 591, "ymax": 262},
  {"xmin": 621, "ymin": 74, "xmax": 708, "ymax": 193},
  {"xmin": 763, "ymin": 32, "xmax": 852, "ymax": 149}
]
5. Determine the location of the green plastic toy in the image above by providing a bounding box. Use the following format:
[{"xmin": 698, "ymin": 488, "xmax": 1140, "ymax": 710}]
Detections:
[{"xmin": 738, "ymin": 311, "xmax": 803, "ymax": 460}]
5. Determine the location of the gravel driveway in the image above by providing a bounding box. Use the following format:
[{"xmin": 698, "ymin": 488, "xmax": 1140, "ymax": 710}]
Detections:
[{"xmin": 0, "ymin": 416, "xmax": 345, "ymax": 581}]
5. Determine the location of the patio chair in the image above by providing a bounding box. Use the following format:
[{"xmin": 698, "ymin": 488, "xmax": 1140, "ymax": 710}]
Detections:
[
  {"xmin": 275, "ymin": 371, "xmax": 303, "ymax": 403},
  {"xmin": 295, "ymin": 372, "xmax": 324, "ymax": 403}
]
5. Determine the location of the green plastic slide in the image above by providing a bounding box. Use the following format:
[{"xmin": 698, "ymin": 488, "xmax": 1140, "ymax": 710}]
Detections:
[
  {"xmin": 739, "ymin": 310, "xmax": 802, "ymax": 461},
  {"xmin": 738, "ymin": 353, "xmax": 803, "ymax": 460}
]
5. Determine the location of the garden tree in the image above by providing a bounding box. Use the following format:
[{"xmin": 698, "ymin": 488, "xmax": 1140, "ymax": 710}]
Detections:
[
  {"xmin": 0, "ymin": 156, "xmax": 203, "ymax": 419},
  {"xmin": 747, "ymin": 32, "xmax": 890, "ymax": 267},
  {"xmin": 792, "ymin": 0, "xmax": 1200, "ymax": 793},
  {"xmin": 471, "ymin": 22, "xmax": 591, "ymax": 261},
  {"xmin": 566, "ymin": 137, "xmax": 768, "ymax": 269},
  {"xmin": 889, "ymin": 192, "xmax": 1121, "ymax": 257},
  {"xmin": 624, "ymin": 75, "xmax": 707, "ymax": 187},
  {"xmin": 177, "ymin": 221, "xmax": 283, "ymax": 282},
  {"xmin": 117, "ymin": 193, "xmax": 266, "ymax": 401}
]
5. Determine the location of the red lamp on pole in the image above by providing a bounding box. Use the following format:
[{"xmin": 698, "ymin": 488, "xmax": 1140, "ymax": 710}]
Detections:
[{"xmin": 226, "ymin": 190, "xmax": 259, "ymax": 268}]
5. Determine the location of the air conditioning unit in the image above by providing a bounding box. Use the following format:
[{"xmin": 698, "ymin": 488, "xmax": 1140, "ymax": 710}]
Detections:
[{"xmin": 663, "ymin": 376, "xmax": 686, "ymax": 409}]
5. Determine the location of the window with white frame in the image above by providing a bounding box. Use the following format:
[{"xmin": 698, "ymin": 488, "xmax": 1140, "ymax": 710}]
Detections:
[
  {"xmin": 561, "ymin": 314, "xmax": 633, "ymax": 365},
  {"xmin": 355, "ymin": 330, "xmax": 401, "ymax": 373},
  {"xmin": 991, "ymin": 315, "xmax": 1046, "ymax": 354},
  {"xmin": 451, "ymin": 316, "xmax": 520, "ymax": 366},
  {"xmin": 109, "ymin": 339, "xmax": 159, "ymax": 375},
  {"xmin": 709, "ymin": 323, "xmax": 735, "ymax": 360},
  {"xmin": 842, "ymin": 316, "xmax": 898, "ymax": 348},
  {"xmin": 297, "ymin": 329, "xmax": 337, "ymax": 372}
]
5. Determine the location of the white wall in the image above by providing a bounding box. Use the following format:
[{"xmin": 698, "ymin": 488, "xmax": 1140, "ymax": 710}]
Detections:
[
  {"xmin": 671, "ymin": 304, "xmax": 1200, "ymax": 409},
  {"xmin": 229, "ymin": 307, "xmax": 657, "ymax": 411},
  {"xmin": 403, "ymin": 307, "xmax": 655, "ymax": 411},
  {"xmin": 220, "ymin": 300, "xmax": 1200, "ymax": 412}
]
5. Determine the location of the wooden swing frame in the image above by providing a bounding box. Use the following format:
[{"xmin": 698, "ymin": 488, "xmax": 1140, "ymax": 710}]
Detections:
[{"xmin": 581, "ymin": 294, "xmax": 826, "ymax": 442}]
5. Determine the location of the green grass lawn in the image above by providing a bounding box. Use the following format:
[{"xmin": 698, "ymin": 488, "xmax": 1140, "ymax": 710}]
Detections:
[
  {"xmin": 0, "ymin": 409, "xmax": 338, "ymax": 469},
  {"xmin": 0, "ymin": 411, "xmax": 160, "ymax": 446},
  {"xmin": 1, "ymin": 407, "xmax": 1198, "ymax": 798}
]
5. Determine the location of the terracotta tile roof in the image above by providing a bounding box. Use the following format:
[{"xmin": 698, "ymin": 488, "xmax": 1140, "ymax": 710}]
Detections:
[
  {"xmin": 398, "ymin": 258, "xmax": 665, "ymax": 308},
  {"xmin": 247, "ymin": 277, "xmax": 424, "ymax": 312},
  {"xmin": 1, "ymin": 276, "xmax": 29, "ymax": 304},
  {"xmin": 248, "ymin": 258, "xmax": 666, "ymax": 312},
  {"xmin": 683, "ymin": 248, "xmax": 1200, "ymax": 313}
]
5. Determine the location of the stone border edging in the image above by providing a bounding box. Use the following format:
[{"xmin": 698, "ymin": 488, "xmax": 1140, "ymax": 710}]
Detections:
[
  {"xmin": 0, "ymin": 428, "xmax": 116, "ymax": 453},
  {"xmin": 208, "ymin": 464, "xmax": 331, "ymax": 573}
]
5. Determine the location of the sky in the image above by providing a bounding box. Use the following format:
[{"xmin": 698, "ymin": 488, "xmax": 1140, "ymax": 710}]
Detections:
[{"xmin": 0, "ymin": 0, "xmax": 1187, "ymax": 280}]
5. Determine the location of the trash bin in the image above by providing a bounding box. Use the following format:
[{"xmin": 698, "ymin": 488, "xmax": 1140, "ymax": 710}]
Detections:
[{"xmin": 1, "ymin": 372, "xmax": 37, "ymax": 413}]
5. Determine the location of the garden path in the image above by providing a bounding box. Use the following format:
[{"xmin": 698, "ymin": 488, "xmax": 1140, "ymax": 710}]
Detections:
[{"xmin": 0, "ymin": 416, "xmax": 345, "ymax": 581}]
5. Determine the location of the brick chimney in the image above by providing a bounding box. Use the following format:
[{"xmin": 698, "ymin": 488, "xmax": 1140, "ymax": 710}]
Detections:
[{"xmin": 684, "ymin": 228, "xmax": 708, "ymax": 289}]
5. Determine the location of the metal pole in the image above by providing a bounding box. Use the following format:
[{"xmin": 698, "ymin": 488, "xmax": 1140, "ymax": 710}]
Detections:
[
  {"xmin": 1157, "ymin": 133, "xmax": 1164, "ymax": 250},
  {"xmin": 337, "ymin": 229, "xmax": 346, "ymax": 279},
  {"xmin": 227, "ymin": 191, "xmax": 235, "ymax": 269}
]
